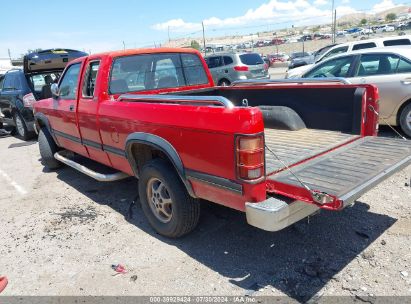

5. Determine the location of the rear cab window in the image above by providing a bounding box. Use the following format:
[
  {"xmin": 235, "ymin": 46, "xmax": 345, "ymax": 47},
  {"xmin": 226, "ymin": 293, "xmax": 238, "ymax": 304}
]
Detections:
[
  {"xmin": 109, "ymin": 53, "xmax": 209, "ymax": 94},
  {"xmin": 383, "ymin": 39, "xmax": 411, "ymax": 46},
  {"xmin": 352, "ymin": 42, "xmax": 377, "ymax": 51},
  {"xmin": 239, "ymin": 53, "xmax": 264, "ymax": 65}
]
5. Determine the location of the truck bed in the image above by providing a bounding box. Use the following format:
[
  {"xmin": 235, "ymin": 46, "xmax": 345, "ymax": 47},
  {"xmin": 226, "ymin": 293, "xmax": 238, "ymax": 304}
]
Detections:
[{"xmin": 265, "ymin": 128, "xmax": 359, "ymax": 174}]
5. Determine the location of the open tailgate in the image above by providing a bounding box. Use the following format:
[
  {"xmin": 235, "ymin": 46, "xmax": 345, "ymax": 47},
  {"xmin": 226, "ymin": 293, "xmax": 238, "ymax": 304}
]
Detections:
[{"xmin": 267, "ymin": 137, "xmax": 411, "ymax": 209}]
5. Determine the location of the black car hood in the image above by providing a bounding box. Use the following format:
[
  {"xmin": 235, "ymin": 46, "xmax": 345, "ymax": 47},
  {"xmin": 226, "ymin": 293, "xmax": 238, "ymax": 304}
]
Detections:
[{"xmin": 23, "ymin": 49, "xmax": 88, "ymax": 74}]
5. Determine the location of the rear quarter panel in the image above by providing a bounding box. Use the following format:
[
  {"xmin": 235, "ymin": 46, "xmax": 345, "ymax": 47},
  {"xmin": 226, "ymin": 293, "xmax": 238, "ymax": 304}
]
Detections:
[{"xmin": 98, "ymin": 101, "xmax": 266, "ymax": 210}]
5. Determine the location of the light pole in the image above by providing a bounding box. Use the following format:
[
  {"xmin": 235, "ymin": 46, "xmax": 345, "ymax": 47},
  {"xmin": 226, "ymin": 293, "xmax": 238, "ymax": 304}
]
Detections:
[{"xmin": 331, "ymin": 0, "xmax": 336, "ymax": 43}]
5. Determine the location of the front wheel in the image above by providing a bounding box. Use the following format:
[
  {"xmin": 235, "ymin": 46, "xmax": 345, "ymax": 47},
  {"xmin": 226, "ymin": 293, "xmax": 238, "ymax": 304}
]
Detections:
[
  {"xmin": 138, "ymin": 159, "xmax": 200, "ymax": 238},
  {"xmin": 38, "ymin": 128, "xmax": 62, "ymax": 169},
  {"xmin": 399, "ymin": 104, "xmax": 411, "ymax": 138}
]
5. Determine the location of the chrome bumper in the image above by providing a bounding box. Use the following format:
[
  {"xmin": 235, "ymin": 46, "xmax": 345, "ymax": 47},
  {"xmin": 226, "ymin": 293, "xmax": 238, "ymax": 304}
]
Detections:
[{"xmin": 245, "ymin": 197, "xmax": 319, "ymax": 232}]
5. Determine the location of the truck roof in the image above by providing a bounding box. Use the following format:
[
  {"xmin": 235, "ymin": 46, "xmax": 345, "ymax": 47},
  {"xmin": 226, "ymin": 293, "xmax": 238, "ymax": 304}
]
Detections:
[{"xmin": 86, "ymin": 47, "xmax": 201, "ymax": 60}]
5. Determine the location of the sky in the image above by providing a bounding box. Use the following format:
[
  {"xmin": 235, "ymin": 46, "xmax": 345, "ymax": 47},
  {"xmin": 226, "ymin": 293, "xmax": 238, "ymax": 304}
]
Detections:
[{"xmin": 0, "ymin": 0, "xmax": 409, "ymax": 58}]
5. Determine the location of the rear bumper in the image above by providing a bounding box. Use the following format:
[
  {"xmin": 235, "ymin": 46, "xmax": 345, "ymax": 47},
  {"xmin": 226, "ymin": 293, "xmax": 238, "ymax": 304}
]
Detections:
[{"xmin": 245, "ymin": 197, "xmax": 319, "ymax": 232}]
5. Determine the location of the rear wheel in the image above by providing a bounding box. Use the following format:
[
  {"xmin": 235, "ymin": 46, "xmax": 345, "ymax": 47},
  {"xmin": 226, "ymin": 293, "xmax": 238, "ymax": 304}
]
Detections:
[
  {"xmin": 218, "ymin": 79, "xmax": 231, "ymax": 86},
  {"xmin": 399, "ymin": 103, "xmax": 411, "ymax": 138},
  {"xmin": 14, "ymin": 112, "xmax": 31, "ymax": 140},
  {"xmin": 38, "ymin": 128, "xmax": 61, "ymax": 169},
  {"xmin": 138, "ymin": 159, "xmax": 200, "ymax": 238}
]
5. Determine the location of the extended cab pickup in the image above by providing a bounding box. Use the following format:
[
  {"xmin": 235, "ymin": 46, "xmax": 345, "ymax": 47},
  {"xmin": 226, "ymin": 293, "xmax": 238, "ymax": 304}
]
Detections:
[{"xmin": 33, "ymin": 48, "xmax": 411, "ymax": 238}]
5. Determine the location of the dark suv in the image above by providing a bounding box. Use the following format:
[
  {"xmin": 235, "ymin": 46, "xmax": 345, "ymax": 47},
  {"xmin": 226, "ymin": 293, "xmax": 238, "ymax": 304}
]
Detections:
[{"xmin": 0, "ymin": 49, "xmax": 87, "ymax": 140}]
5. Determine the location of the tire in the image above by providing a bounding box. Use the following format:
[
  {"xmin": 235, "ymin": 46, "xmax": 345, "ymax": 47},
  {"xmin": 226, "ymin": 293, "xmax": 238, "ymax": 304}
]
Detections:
[
  {"xmin": 14, "ymin": 112, "xmax": 31, "ymax": 140},
  {"xmin": 218, "ymin": 79, "xmax": 231, "ymax": 86},
  {"xmin": 38, "ymin": 128, "xmax": 62, "ymax": 169},
  {"xmin": 138, "ymin": 159, "xmax": 200, "ymax": 238},
  {"xmin": 399, "ymin": 103, "xmax": 411, "ymax": 138}
]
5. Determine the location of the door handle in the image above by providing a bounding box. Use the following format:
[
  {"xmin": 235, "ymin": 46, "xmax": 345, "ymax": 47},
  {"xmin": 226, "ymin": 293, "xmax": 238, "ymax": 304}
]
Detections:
[
  {"xmin": 69, "ymin": 104, "xmax": 74, "ymax": 111},
  {"xmin": 401, "ymin": 79, "xmax": 411, "ymax": 85}
]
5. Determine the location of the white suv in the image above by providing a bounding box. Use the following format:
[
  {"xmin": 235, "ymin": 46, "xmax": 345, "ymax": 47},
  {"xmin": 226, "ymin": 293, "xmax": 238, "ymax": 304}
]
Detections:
[{"xmin": 286, "ymin": 35, "xmax": 411, "ymax": 78}]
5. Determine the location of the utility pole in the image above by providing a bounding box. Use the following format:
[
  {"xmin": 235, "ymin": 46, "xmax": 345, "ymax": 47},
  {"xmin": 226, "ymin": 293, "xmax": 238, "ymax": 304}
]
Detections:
[
  {"xmin": 7, "ymin": 49, "xmax": 11, "ymax": 60},
  {"xmin": 122, "ymin": 41, "xmax": 125, "ymax": 50},
  {"xmin": 333, "ymin": 9, "xmax": 337, "ymax": 44},
  {"xmin": 168, "ymin": 26, "xmax": 171, "ymax": 43},
  {"xmin": 331, "ymin": 0, "xmax": 335, "ymax": 43},
  {"xmin": 202, "ymin": 21, "xmax": 206, "ymax": 56}
]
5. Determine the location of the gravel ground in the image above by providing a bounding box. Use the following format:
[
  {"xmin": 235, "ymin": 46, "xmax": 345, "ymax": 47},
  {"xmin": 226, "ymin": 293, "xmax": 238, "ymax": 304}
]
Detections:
[{"xmin": 0, "ymin": 129, "xmax": 410, "ymax": 303}]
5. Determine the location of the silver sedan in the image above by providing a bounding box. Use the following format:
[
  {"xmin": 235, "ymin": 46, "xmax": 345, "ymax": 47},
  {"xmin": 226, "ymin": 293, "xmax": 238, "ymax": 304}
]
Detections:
[{"xmin": 301, "ymin": 47, "xmax": 411, "ymax": 137}]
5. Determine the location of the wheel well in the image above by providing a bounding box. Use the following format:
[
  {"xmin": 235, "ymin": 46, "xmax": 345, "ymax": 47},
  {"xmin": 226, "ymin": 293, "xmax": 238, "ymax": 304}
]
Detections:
[
  {"xmin": 397, "ymin": 99, "xmax": 411, "ymax": 125},
  {"xmin": 218, "ymin": 78, "xmax": 230, "ymax": 85},
  {"xmin": 129, "ymin": 143, "xmax": 171, "ymax": 173}
]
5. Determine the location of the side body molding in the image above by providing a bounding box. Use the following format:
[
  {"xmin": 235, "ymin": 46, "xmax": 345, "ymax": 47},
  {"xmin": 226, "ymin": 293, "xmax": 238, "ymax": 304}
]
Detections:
[{"xmin": 125, "ymin": 132, "xmax": 196, "ymax": 198}]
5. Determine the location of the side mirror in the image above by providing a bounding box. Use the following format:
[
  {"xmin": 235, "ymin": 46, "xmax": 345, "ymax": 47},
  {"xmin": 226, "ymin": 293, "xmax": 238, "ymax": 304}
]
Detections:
[{"xmin": 50, "ymin": 83, "xmax": 60, "ymax": 98}]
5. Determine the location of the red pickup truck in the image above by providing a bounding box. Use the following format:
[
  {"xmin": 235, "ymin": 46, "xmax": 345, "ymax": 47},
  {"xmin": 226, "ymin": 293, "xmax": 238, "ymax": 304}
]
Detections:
[{"xmin": 33, "ymin": 47, "xmax": 411, "ymax": 238}]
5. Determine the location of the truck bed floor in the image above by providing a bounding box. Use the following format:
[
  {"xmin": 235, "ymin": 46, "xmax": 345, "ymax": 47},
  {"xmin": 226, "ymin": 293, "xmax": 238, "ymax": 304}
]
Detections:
[{"xmin": 265, "ymin": 128, "xmax": 358, "ymax": 174}]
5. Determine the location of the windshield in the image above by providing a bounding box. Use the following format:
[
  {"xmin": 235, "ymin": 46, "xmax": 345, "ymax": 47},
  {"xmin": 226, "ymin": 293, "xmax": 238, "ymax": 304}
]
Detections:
[
  {"xmin": 28, "ymin": 72, "xmax": 60, "ymax": 98},
  {"xmin": 291, "ymin": 52, "xmax": 310, "ymax": 59},
  {"xmin": 239, "ymin": 54, "xmax": 264, "ymax": 65}
]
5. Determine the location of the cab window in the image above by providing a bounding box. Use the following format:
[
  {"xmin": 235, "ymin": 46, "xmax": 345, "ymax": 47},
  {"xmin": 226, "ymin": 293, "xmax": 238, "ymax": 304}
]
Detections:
[
  {"xmin": 59, "ymin": 63, "xmax": 81, "ymax": 100},
  {"xmin": 0, "ymin": 75, "xmax": 4, "ymax": 90},
  {"xmin": 355, "ymin": 54, "xmax": 400, "ymax": 76},
  {"xmin": 305, "ymin": 56, "xmax": 354, "ymax": 78},
  {"xmin": 82, "ymin": 61, "xmax": 100, "ymax": 98},
  {"xmin": 396, "ymin": 58, "xmax": 411, "ymax": 73},
  {"xmin": 321, "ymin": 46, "xmax": 349, "ymax": 61},
  {"xmin": 109, "ymin": 53, "xmax": 208, "ymax": 94},
  {"xmin": 206, "ymin": 56, "xmax": 223, "ymax": 68}
]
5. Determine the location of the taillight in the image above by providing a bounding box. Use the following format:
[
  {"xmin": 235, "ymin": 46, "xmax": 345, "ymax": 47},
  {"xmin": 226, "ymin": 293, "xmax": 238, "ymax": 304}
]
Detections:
[
  {"xmin": 264, "ymin": 63, "xmax": 269, "ymax": 70},
  {"xmin": 236, "ymin": 135, "xmax": 265, "ymax": 181},
  {"xmin": 234, "ymin": 66, "xmax": 249, "ymax": 72},
  {"xmin": 23, "ymin": 93, "xmax": 36, "ymax": 108}
]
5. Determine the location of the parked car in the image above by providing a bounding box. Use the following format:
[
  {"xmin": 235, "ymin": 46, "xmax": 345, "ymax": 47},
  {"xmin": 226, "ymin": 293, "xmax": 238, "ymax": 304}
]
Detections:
[
  {"xmin": 0, "ymin": 49, "xmax": 87, "ymax": 140},
  {"xmin": 300, "ymin": 48, "xmax": 411, "ymax": 136},
  {"xmin": 267, "ymin": 53, "xmax": 289, "ymax": 66},
  {"xmin": 288, "ymin": 52, "xmax": 312, "ymax": 69},
  {"xmin": 33, "ymin": 47, "xmax": 410, "ymax": 238},
  {"xmin": 376, "ymin": 25, "xmax": 395, "ymax": 33},
  {"xmin": 205, "ymin": 52, "xmax": 269, "ymax": 86},
  {"xmin": 286, "ymin": 35, "xmax": 411, "ymax": 78}
]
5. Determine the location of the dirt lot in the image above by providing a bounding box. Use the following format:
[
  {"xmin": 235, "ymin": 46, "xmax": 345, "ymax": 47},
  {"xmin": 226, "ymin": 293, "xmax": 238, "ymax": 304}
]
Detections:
[{"xmin": 0, "ymin": 129, "xmax": 410, "ymax": 302}]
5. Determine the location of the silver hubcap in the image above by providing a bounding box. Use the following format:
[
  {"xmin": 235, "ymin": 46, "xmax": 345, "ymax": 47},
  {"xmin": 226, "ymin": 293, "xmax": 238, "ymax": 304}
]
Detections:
[
  {"xmin": 146, "ymin": 178, "xmax": 173, "ymax": 223},
  {"xmin": 15, "ymin": 115, "xmax": 25, "ymax": 136},
  {"xmin": 406, "ymin": 111, "xmax": 411, "ymax": 130}
]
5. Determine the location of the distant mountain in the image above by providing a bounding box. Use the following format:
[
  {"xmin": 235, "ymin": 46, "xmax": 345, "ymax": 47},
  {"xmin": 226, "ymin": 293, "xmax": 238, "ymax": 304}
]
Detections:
[{"xmin": 337, "ymin": 5, "xmax": 409, "ymax": 25}]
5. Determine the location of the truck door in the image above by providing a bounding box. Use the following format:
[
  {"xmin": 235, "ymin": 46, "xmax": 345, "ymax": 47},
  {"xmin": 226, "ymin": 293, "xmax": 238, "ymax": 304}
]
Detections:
[
  {"xmin": 48, "ymin": 62, "xmax": 88, "ymax": 156},
  {"xmin": 77, "ymin": 59, "xmax": 112, "ymax": 167}
]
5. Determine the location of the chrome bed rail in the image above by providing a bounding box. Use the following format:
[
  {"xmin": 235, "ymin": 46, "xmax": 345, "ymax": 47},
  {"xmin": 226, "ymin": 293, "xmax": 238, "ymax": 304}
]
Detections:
[
  {"xmin": 118, "ymin": 94, "xmax": 235, "ymax": 109},
  {"xmin": 232, "ymin": 77, "xmax": 351, "ymax": 86}
]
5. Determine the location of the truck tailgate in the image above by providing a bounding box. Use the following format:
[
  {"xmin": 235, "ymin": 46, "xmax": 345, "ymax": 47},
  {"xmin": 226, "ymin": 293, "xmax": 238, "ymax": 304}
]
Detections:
[{"xmin": 267, "ymin": 137, "xmax": 411, "ymax": 207}]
